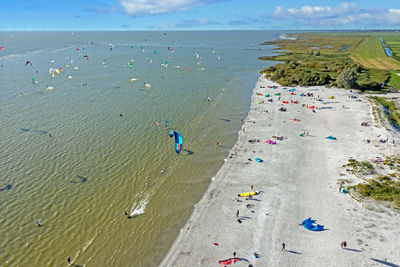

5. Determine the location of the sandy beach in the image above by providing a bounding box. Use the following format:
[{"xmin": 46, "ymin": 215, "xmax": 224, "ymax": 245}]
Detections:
[{"xmin": 161, "ymin": 76, "xmax": 400, "ymax": 266}]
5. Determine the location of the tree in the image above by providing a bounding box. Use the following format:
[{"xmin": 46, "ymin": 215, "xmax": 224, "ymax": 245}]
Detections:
[{"xmin": 336, "ymin": 68, "xmax": 358, "ymax": 89}]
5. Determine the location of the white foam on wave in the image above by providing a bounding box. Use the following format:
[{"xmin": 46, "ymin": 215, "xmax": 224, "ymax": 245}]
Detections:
[{"xmin": 129, "ymin": 196, "xmax": 149, "ymax": 217}]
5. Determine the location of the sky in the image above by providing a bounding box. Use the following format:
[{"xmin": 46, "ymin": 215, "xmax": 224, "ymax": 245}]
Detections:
[{"xmin": 0, "ymin": 0, "xmax": 399, "ymax": 30}]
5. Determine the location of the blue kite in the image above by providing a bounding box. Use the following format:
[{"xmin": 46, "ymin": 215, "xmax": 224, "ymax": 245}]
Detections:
[
  {"xmin": 169, "ymin": 130, "xmax": 182, "ymax": 154},
  {"xmin": 302, "ymin": 217, "xmax": 324, "ymax": 231}
]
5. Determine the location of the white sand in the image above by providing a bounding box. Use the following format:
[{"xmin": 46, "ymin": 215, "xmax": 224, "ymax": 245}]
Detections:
[{"xmin": 161, "ymin": 76, "xmax": 400, "ymax": 267}]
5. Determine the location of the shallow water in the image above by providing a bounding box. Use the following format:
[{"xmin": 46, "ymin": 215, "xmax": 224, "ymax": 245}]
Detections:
[{"xmin": 0, "ymin": 31, "xmax": 277, "ymax": 266}]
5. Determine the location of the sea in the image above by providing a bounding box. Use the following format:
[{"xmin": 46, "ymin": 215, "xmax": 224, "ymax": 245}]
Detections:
[{"xmin": 0, "ymin": 31, "xmax": 278, "ymax": 266}]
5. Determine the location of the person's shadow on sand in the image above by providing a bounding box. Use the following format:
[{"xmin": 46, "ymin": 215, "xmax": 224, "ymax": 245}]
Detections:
[
  {"xmin": 286, "ymin": 250, "xmax": 302, "ymax": 255},
  {"xmin": 344, "ymin": 248, "xmax": 362, "ymax": 253},
  {"xmin": 370, "ymin": 258, "xmax": 399, "ymax": 267}
]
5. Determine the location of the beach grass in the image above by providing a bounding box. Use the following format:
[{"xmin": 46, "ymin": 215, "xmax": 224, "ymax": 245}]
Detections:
[
  {"xmin": 346, "ymin": 156, "xmax": 400, "ymax": 210},
  {"xmin": 372, "ymin": 96, "xmax": 400, "ymax": 128}
]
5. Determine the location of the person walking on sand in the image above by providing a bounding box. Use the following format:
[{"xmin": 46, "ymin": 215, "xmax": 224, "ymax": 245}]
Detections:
[
  {"xmin": 343, "ymin": 241, "xmax": 347, "ymax": 248},
  {"xmin": 251, "ymin": 185, "xmax": 254, "ymax": 190},
  {"xmin": 341, "ymin": 241, "xmax": 344, "ymax": 248},
  {"xmin": 236, "ymin": 210, "xmax": 239, "ymax": 218},
  {"xmin": 233, "ymin": 252, "xmax": 237, "ymax": 258},
  {"xmin": 282, "ymin": 242, "xmax": 286, "ymax": 251}
]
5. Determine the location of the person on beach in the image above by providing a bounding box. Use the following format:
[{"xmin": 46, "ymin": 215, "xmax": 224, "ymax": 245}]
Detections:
[
  {"xmin": 282, "ymin": 242, "xmax": 286, "ymax": 251},
  {"xmin": 343, "ymin": 241, "xmax": 347, "ymax": 248},
  {"xmin": 236, "ymin": 210, "xmax": 239, "ymax": 218},
  {"xmin": 341, "ymin": 241, "xmax": 344, "ymax": 248},
  {"xmin": 233, "ymin": 252, "xmax": 237, "ymax": 258},
  {"xmin": 251, "ymin": 185, "xmax": 254, "ymax": 190}
]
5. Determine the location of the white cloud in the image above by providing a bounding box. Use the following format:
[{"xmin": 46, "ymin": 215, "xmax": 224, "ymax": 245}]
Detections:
[
  {"xmin": 272, "ymin": 2, "xmax": 400, "ymax": 27},
  {"xmin": 150, "ymin": 18, "xmax": 222, "ymax": 29},
  {"xmin": 118, "ymin": 0, "xmax": 224, "ymax": 15}
]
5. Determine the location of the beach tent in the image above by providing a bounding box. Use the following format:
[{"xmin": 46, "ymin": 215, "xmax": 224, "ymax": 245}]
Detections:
[{"xmin": 302, "ymin": 217, "xmax": 324, "ymax": 231}]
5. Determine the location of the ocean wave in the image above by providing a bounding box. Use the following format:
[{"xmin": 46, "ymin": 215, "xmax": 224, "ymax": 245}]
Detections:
[{"xmin": 0, "ymin": 44, "xmax": 77, "ymax": 61}]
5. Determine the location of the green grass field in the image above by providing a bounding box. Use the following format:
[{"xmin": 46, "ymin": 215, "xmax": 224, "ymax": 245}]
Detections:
[
  {"xmin": 351, "ymin": 36, "xmax": 400, "ymax": 70},
  {"xmin": 382, "ymin": 35, "xmax": 400, "ymax": 61},
  {"xmin": 388, "ymin": 72, "xmax": 400, "ymax": 89}
]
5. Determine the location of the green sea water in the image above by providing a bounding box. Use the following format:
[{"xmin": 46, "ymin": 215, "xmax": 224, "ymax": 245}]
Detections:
[{"xmin": 0, "ymin": 31, "xmax": 277, "ymax": 266}]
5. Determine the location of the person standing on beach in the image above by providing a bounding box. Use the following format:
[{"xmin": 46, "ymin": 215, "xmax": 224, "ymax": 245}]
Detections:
[
  {"xmin": 236, "ymin": 210, "xmax": 239, "ymax": 218},
  {"xmin": 343, "ymin": 241, "xmax": 347, "ymax": 248},
  {"xmin": 341, "ymin": 241, "xmax": 344, "ymax": 248},
  {"xmin": 282, "ymin": 242, "xmax": 286, "ymax": 251},
  {"xmin": 251, "ymin": 185, "xmax": 254, "ymax": 190}
]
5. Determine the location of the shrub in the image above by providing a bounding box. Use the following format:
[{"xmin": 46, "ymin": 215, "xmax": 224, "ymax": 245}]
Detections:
[{"xmin": 337, "ymin": 68, "xmax": 358, "ymax": 89}]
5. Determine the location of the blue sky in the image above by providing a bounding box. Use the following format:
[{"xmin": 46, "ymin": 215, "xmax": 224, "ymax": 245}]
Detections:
[{"xmin": 0, "ymin": 0, "xmax": 399, "ymax": 30}]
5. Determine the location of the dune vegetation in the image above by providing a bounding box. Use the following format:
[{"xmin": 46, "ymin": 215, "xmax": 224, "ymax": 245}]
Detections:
[{"xmin": 259, "ymin": 32, "xmax": 400, "ymax": 91}]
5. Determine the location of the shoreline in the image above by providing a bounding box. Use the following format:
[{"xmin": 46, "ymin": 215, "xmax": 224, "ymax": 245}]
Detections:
[{"xmin": 161, "ymin": 76, "xmax": 400, "ymax": 266}]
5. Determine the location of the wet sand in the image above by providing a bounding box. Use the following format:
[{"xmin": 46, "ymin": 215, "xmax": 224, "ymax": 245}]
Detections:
[{"xmin": 161, "ymin": 76, "xmax": 400, "ymax": 266}]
